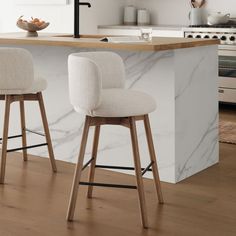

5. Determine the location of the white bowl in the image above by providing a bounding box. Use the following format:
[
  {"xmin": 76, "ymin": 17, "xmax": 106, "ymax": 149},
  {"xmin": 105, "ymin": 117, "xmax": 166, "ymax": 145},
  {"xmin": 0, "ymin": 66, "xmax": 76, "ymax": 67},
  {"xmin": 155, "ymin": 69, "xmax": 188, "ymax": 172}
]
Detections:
[{"xmin": 17, "ymin": 20, "xmax": 49, "ymax": 37}]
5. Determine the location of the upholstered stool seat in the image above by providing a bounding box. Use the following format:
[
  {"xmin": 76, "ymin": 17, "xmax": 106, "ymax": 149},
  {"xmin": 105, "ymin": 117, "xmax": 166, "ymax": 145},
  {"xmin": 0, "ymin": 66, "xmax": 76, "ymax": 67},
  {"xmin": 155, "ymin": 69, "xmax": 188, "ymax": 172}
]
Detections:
[
  {"xmin": 0, "ymin": 77, "xmax": 47, "ymax": 95},
  {"xmin": 75, "ymin": 88, "xmax": 157, "ymax": 117},
  {"xmin": 0, "ymin": 47, "xmax": 57, "ymax": 184},
  {"xmin": 67, "ymin": 51, "xmax": 163, "ymax": 228}
]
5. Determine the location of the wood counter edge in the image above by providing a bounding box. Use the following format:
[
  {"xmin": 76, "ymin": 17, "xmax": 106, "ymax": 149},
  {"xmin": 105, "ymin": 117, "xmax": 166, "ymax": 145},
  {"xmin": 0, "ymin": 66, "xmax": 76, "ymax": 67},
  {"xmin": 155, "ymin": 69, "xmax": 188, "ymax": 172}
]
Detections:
[{"xmin": 0, "ymin": 33, "xmax": 219, "ymax": 52}]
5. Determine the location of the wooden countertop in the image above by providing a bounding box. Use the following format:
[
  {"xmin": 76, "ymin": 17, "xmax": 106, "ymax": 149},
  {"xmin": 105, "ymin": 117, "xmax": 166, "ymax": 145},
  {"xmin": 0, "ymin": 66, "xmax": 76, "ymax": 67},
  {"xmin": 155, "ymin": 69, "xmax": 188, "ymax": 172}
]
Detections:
[{"xmin": 0, "ymin": 33, "xmax": 219, "ymax": 51}]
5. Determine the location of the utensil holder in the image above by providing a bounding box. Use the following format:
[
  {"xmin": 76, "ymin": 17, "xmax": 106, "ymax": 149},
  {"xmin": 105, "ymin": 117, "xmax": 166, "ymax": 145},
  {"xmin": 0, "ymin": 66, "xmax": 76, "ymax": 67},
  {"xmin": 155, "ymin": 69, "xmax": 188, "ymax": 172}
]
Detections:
[{"xmin": 189, "ymin": 8, "xmax": 204, "ymax": 26}]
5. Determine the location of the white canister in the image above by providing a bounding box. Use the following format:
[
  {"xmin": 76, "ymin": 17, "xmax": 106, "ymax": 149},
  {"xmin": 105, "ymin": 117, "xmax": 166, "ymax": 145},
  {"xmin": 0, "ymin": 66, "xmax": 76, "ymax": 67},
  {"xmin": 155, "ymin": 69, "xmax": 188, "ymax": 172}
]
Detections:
[
  {"xmin": 124, "ymin": 5, "xmax": 137, "ymax": 25},
  {"xmin": 137, "ymin": 9, "xmax": 150, "ymax": 25},
  {"xmin": 189, "ymin": 8, "xmax": 203, "ymax": 26}
]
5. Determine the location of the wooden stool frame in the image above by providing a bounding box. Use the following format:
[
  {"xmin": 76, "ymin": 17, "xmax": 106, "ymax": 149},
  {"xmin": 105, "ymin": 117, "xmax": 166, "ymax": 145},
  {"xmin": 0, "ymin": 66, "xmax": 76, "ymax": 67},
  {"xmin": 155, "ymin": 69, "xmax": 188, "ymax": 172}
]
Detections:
[
  {"xmin": 67, "ymin": 115, "xmax": 164, "ymax": 228},
  {"xmin": 0, "ymin": 92, "xmax": 57, "ymax": 184}
]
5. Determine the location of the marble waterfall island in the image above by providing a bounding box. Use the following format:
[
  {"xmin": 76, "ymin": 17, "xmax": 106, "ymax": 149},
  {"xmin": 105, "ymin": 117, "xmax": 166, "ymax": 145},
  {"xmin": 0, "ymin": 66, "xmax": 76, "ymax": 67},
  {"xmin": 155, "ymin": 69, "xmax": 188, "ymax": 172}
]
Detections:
[{"xmin": 0, "ymin": 33, "xmax": 219, "ymax": 183}]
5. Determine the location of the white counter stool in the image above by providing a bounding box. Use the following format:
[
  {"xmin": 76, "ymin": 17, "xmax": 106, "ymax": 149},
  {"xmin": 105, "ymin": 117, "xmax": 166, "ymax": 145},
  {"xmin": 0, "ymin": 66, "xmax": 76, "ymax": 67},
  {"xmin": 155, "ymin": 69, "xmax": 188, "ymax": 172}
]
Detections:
[
  {"xmin": 0, "ymin": 48, "xmax": 57, "ymax": 184},
  {"xmin": 67, "ymin": 51, "xmax": 163, "ymax": 228}
]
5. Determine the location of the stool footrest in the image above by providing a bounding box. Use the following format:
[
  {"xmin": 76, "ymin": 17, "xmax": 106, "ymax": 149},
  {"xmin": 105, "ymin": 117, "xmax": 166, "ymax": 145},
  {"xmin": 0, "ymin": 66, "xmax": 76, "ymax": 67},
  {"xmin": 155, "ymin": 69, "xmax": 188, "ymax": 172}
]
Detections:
[
  {"xmin": 95, "ymin": 164, "xmax": 153, "ymax": 173},
  {"xmin": 82, "ymin": 157, "xmax": 94, "ymax": 171},
  {"xmin": 79, "ymin": 181, "xmax": 137, "ymax": 189},
  {"xmin": 7, "ymin": 143, "xmax": 48, "ymax": 153},
  {"xmin": 26, "ymin": 128, "xmax": 45, "ymax": 137},
  {"xmin": 142, "ymin": 161, "xmax": 154, "ymax": 176},
  {"xmin": 0, "ymin": 134, "xmax": 23, "ymax": 142}
]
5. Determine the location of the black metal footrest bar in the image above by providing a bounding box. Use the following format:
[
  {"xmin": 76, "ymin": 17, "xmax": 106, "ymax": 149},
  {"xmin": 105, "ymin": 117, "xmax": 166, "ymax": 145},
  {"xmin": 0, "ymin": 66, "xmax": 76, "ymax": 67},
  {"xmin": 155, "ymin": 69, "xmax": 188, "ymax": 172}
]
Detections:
[
  {"xmin": 25, "ymin": 128, "xmax": 45, "ymax": 137},
  {"xmin": 142, "ymin": 161, "xmax": 154, "ymax": 176},
  {"xmin": 82, "ymin": 157, "xmax": 94, "ymax": 171},
  {"xmin": 0, "ymin": 134, "xmax": 23, "ymax": 141},
  {"xmin": 7, "ymin": 143, "xmax": 48, "ymax": 153},
  {"xmin": 95, "ymin": 164, "xmax": 153, "ymax": 173},
  {"xmin": 79, "ymin": 181, "xmax": 137, "ymax": 189}
]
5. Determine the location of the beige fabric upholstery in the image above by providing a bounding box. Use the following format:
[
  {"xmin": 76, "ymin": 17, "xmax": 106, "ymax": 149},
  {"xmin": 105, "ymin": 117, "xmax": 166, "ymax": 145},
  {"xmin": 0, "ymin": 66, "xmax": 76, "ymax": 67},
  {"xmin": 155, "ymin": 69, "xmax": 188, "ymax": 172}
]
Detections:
[
  {"xmin": 68, "ymin": 55, "xmax": 102, "ymax": 112},
  {"xmin": 68, "ymin": 51, "xmax": 157, "ymax": 117},
  {"xmin": 72, "ymin": 51, "xmax": 125, "ymax": 89},
  {"xmin": 74, "ymin": 89, "xmax": 156, "ymax": 117},
  {"xmin": 0, "ymin": 47, "xmax": 47, "ymax": 95},
  {"xmin": 0, "ymin": 77, "xmax": 47, "ymax": 95}
]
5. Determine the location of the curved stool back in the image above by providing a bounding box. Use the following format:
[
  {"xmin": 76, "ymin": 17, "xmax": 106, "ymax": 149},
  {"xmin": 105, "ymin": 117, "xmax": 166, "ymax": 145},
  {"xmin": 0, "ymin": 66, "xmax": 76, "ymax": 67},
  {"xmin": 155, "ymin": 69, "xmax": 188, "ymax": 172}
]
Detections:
[
  {"xmin": 0, "ymin": 48, "xmax": 34, "ymax": 91},
  {"xmin": 68, "ymin": 51, "xmax": 125, "ymax": 113}
]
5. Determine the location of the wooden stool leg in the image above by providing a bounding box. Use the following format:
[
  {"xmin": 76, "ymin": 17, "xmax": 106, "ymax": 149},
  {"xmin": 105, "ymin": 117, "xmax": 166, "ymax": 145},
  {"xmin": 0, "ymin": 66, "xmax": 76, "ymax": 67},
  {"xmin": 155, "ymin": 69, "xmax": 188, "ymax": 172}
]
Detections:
[
  {"xmin": 19, "ymin": 100, "xmax": 28, "ymax": 161},
  {"xmin": 37, "ymin": 92, "xmax": 57, "ymax": 172},
  {"xmin": 129, "ymin": 117, "xmax": 148, "ymax": 228},
  {"xmin": 87, "ymin": 125, "xmax": 101, "ymax": 198},
  {"xmin": 67, "ymin": 116, "xmax": 91, "ymax": 221},
  {"xmin": 144, "ymin": 115, "xmax": 164, "ymax": 204},
  {"xmin": 0, "ymin": 95, "xmax": 11, "ymax": 184}
]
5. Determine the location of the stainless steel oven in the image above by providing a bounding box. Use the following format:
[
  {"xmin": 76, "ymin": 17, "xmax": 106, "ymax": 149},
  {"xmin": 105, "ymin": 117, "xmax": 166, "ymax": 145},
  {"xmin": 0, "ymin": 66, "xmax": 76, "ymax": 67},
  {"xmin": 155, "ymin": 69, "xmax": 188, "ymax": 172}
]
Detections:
[
  {"xmin": 184, "ymin": 25, "xmax": 236, "ymax": 103},
  {"xmin": 218, "ymin": 45, "xmax": 236, "ymax": 103}
]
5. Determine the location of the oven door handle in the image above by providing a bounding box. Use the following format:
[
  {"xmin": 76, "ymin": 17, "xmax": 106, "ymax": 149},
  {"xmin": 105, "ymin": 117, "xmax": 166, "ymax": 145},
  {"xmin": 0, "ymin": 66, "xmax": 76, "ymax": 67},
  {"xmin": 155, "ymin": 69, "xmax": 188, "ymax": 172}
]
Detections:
[
  {"xmin": 219, "ymin": 67, "xmax": 236, "ymax": 70},
  {"xmin": 218, "ymin": 49, "xmax": 236, "ymax": 57}
]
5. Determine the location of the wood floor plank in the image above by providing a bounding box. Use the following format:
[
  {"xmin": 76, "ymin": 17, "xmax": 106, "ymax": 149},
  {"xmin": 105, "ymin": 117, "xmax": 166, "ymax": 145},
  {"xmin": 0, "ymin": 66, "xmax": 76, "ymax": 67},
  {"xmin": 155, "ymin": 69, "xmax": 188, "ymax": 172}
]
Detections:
[
  {"xmin": 0, "ymin": 142, "xmax": 235, "ymax": 236},
  {"xmin": 0, "ymin": 105, "xmax": 235, "ymax": 236}
]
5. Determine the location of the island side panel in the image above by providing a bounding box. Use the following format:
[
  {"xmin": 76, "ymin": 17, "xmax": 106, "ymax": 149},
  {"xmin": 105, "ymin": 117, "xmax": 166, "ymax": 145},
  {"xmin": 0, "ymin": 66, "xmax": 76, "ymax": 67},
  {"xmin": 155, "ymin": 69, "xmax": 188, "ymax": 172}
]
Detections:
[
  {"xmin": 0, "ymin": 44, "xmax": 177, "ymax": 183},
  {"xmin": 120, "ymin": 50, "xmax": 176, "ymax": 182},
  {"xmin": 174, "ymin": 45, "xmax": 219, "ymax": 182}
]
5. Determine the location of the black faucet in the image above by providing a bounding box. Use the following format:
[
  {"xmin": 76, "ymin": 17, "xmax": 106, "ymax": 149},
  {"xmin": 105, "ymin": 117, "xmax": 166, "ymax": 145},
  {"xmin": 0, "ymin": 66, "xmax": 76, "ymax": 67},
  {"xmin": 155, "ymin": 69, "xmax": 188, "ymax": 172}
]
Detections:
[{"xmin": 74, "ymin": 0, "xmax": 91, "ymax": 38}]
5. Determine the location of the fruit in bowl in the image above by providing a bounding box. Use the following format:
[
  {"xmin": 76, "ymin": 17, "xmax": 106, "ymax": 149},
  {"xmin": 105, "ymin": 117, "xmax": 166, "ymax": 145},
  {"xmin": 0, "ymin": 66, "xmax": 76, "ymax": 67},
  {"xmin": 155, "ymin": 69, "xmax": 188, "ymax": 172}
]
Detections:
[{"xmin": 17, "ymin": 16, "xmax": 50, "ymax": 37}]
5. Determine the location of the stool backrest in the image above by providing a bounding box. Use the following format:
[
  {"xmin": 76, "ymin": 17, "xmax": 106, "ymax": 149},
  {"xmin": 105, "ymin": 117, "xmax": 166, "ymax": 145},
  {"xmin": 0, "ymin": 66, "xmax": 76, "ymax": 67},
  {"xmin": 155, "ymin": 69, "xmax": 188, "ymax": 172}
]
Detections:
[
  {"xmin": 0, "ymin": 48, "xmax": 34, "ymax": 90},
  {"xmin": 68, "ymin": 51, "xmax": 125, "ymax": 114}
]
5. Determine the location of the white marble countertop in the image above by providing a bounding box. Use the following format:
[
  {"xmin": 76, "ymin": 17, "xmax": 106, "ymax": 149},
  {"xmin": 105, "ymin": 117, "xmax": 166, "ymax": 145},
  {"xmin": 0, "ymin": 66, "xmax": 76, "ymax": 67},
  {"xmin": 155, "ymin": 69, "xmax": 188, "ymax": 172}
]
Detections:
[{"xmin": 98, "ymin": 25, "xmax": 186, "ymax": 31}]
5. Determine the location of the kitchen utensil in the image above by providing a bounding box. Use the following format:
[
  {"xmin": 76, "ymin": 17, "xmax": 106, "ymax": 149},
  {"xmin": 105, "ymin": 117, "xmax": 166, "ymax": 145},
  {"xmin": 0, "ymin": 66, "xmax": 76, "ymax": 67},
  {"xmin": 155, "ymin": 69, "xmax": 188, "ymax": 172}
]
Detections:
[
  {"xmin": 208, "ymin": 12, "xmax": 230, "ymax": 25},
  {"xmin": 191, "ymin": 0, "xmax": 196, "ymax": 8},
  {"xmin": 199, "ymin": 0, "xmax": 206, "ymax": 8},
  {"xmin": 190, "ymin": 0, "xmax": 206, "ymax": 8}
]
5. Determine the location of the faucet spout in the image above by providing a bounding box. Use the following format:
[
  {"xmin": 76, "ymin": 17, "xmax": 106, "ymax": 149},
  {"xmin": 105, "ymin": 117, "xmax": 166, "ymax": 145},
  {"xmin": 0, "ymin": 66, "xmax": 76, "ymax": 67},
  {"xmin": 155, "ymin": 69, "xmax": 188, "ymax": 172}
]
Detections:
[
  {"xmin": 74, "ymin": 0, "xmax": 91, "ymax": 38},
  {"xmin": 79, "ymin": 2, "xmax": 91, "ymax": 7}
]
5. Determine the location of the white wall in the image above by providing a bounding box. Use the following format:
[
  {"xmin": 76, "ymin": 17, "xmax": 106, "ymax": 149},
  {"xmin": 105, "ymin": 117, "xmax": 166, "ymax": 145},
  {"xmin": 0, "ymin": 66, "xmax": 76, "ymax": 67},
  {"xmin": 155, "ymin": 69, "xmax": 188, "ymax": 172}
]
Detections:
[
  {"xmin": 1, "ymin": 0, "xmax": 236, "ymax": 34},
  {"xmin": 135, "ymin": 0, "xmax": 236, "ymax": 25},
  {"xmin": 0, "ymin": 0, "xmax": 126, "ymax": 33}
]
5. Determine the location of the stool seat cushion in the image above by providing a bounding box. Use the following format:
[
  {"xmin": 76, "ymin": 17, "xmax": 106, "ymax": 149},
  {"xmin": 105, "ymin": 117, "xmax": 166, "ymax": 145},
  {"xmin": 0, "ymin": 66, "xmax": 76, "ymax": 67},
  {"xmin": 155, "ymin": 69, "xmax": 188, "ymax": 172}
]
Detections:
[
  {"xmin": 74, "ymin": 89, "xmax": 157, "ymax": 117},
  {"xmin": 0, "ymin": 78, "xmax": 47, "ymax": 95}
]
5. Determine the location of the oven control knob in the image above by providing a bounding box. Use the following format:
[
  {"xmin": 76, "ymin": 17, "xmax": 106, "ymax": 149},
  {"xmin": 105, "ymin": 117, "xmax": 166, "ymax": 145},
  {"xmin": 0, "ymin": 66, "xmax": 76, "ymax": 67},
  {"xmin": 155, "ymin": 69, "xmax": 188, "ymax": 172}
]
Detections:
[
  {"xmin": 221, "ymin": 36, "xmax": 227, "ymax": 41},
  {"xmin": 195, "ymin": 35, "xmax": 201, "ymax": 38},
  {"xmin": 187, "ymin": 35, "xmax": 193, "ymax": 38},
  {"xmin": 230, "ymin": 36, "xmax": 235, "ymax": 41},
  {"xmin": 204, "ymin": 35, "xmax": 210, "ymax": 38},
  {"xmin": 212, "ymin": 35, "xmax": 218, "ymax": 39}
]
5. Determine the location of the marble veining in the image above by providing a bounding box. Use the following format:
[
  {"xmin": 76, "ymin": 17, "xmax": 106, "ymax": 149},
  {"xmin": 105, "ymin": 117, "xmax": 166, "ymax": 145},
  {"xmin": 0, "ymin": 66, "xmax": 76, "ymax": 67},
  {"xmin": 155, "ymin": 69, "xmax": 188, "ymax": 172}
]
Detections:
[
  {"xmin": 176, "ymin": 111, "xmax": 218, "ymax": 181},
  {"xmin": 175, "ymin": 54, "xmax": 206, "ymax": 100},
  {"xmin": 0, "ymin": 44, "xmax": 219, "ymax": 183}
]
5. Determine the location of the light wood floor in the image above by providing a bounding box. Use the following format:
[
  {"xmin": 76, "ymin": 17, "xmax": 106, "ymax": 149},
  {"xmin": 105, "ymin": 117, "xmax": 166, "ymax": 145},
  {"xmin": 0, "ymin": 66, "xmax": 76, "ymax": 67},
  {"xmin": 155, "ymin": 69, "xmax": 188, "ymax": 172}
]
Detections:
[{"xmin": 0, "ymin": 105, "xmax": 235, "ymax": 236}]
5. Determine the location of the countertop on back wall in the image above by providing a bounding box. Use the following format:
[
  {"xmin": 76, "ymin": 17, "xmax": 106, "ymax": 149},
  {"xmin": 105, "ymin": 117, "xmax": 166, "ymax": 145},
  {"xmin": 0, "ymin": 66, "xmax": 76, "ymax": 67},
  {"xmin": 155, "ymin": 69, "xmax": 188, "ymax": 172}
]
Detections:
[{"xmin": 98, "ymin": 25, "xmax": 187, "ymax": 31}]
